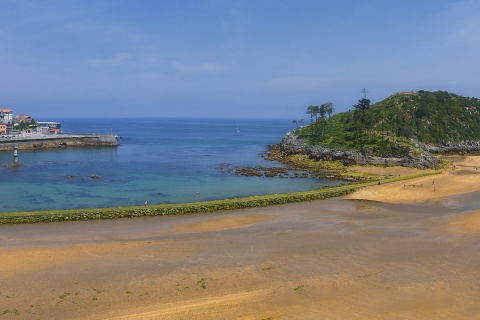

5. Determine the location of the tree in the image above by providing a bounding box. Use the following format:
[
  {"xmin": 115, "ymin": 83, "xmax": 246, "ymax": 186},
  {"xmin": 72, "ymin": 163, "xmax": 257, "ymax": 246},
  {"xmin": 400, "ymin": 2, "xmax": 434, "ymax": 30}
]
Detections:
[
  {"xmin": 354, "ymin": 98, "xmax": 371, "ymax": 111},
  {"xmin": 306, "ymin": 105, "xmax": 319, "ymax": 135},
  {"xmin": 324, "ymin": 102, "xmax": 334, "ymax": 130},
  {"xmin": 353, "ymin": 98, "xmax": 371, "ymax": 138},
  {"xmin": 318, "ymin": 104, "xmax": 327, "ymax": 137}
]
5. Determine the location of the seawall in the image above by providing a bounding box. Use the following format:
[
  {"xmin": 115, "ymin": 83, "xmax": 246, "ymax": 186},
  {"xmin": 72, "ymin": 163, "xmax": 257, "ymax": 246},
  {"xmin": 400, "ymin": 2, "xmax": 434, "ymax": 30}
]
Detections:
[{"xmin": 0, "ymin": 134, "xmax": 119, "ymax": 151}]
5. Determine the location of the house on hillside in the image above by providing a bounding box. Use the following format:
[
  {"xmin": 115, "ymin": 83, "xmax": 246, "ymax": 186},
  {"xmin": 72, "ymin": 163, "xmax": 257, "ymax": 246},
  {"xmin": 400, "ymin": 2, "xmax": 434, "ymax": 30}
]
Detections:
[
  {"xmin": 14, "ymin": 114, "xmax": 39, "ymax": 134},
  {"xmin": 15, "ymin": 114, "xmax": 32, "ymax": 123},
  {"xmin": 0, "ymin": 109, "xmax": 13, "ymax": 135}
]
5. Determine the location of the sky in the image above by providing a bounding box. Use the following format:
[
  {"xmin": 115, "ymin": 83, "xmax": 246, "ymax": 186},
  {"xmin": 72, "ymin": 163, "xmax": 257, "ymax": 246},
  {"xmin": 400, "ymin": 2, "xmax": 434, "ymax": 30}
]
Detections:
[{"xmin": 0, "ymin": 0, "xmax": 479, "ymax": 119}]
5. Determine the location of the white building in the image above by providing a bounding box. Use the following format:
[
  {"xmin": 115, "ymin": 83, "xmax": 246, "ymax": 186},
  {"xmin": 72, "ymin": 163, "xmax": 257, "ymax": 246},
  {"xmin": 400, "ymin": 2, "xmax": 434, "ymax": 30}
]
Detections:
[
  {"xmin": 0, "ymin": 109, "xmax": 13, "ymax": 134},
  {"xmin": 0, "ymin": 109, "xmax": 13, "ymax": 123}
]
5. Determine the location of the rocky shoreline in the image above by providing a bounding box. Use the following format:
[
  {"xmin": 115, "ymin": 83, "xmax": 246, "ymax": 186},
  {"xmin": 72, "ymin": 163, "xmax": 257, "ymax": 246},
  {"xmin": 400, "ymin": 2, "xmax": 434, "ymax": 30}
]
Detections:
[
  {"xmin": 279, "ymin": 132, "xmax": 441, "ymax": 169},
  {"xmin": 419, "ymin": 141, "xmax": 480, "ymax": 154},
  {"xmin": 216, "ymin": 132, "xmax": 444, "ymax": 182}
]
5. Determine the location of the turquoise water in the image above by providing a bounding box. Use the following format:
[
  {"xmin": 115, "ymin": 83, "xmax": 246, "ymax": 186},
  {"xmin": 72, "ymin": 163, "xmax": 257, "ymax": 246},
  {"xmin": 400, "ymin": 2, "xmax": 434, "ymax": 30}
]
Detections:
[{"xmin": 0, "ymin": 118, "xmax": 341, "ymax": 213}]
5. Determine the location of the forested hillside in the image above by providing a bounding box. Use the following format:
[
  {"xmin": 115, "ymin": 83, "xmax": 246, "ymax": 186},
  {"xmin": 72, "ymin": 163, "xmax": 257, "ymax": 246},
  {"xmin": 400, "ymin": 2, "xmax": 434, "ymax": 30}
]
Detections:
[{"xmin": 295, "ymin": 91, "xmax": 480, "ymax": 157}]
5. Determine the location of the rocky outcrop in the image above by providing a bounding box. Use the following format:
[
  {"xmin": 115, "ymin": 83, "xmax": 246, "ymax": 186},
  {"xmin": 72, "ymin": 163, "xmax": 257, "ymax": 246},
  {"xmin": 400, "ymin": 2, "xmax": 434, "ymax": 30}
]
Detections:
[
  {"xmin": 418, "ymin": 141, "xmax": 480, "ymax": 154},
  {"xmin": 279, "ymin": 132, "xmax": 440, "ymax": 169}
]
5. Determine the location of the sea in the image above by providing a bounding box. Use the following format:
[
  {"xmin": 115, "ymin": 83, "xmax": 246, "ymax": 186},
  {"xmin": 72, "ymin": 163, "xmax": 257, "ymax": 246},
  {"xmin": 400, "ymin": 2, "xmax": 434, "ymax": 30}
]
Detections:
[{"xmin": 0, "ymin": 118, "xmax": 342, "ymax": 213}]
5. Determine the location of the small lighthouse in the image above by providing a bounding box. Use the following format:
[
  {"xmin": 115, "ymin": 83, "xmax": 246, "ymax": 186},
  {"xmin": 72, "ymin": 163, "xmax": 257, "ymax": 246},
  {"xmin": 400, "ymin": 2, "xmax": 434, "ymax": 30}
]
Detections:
[{"xmin": 13, "ymin": 146, "xmax": 19, "ymax": 165}]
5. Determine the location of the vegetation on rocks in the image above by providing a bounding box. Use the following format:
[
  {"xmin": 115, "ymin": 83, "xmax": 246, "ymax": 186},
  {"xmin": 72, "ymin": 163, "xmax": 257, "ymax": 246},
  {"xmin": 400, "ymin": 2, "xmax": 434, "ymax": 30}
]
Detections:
[
  {"xmin": 294, "ymin": 90, "xmax": 480, "ymax": 157},
  {"xmin": 265, "ymin": 144, "xmax": 382, "ymax": 182}
]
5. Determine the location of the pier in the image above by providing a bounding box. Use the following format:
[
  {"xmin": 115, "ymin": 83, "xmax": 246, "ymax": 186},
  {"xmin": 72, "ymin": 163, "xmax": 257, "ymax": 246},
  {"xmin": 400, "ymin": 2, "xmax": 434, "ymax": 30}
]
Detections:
[{"xmin": 0, "ymin": 133, "xmax": 119, "ymax": 151}]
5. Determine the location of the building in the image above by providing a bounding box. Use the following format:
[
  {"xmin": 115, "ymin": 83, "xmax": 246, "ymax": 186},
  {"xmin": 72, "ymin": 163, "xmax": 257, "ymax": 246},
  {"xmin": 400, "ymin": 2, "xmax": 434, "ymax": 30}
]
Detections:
[
  {"xmin": 37, "ymin": 122, "xmax": 62, "ymax": 134},
  {"xmin": 0, "ymin": 109, "xmax": 13, "ymax": 135},
  {"xmin": 15, "ymin": 114, "xmax": 33, "ymax": 123}
]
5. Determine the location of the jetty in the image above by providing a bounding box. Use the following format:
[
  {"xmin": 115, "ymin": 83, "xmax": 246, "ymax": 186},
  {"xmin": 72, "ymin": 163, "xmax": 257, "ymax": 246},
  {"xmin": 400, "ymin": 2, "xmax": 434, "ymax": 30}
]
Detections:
[{"xmin": 0, "ymin": 133, "xmax": 119, "ymax": 151}]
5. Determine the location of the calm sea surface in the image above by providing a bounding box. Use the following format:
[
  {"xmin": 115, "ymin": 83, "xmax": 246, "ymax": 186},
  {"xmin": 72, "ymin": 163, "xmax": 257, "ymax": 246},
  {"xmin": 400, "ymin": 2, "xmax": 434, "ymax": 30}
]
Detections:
[{"xmin": 0, "ymin": 118, "xmax": 341, "ymax": 213}]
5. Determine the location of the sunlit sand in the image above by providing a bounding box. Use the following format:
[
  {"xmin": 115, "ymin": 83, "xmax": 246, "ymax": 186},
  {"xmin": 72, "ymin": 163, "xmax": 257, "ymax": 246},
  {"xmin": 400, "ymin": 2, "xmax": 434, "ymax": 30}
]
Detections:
[
  {"xmin": 2, "ymin": 156, "xmax": 480, "ymax": 319},
  {"xmin": 346, "ymin": 155, "xmax": 480, "ymax": 203}
]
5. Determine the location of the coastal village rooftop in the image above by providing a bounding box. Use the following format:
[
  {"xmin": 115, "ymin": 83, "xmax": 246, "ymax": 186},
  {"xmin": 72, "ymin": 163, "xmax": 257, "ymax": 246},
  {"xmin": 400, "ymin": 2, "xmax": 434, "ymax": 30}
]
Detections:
[{"xmin": 0, "ymin": 108, "xmax": 118, "ymax": 149}]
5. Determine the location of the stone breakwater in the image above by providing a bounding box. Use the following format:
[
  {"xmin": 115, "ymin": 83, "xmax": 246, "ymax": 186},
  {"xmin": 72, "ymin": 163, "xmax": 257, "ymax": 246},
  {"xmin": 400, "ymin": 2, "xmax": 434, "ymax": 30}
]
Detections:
[
  {"xmin": 279, "ymin": 132, "xmax": 440, "ymax": 169},
  {"xmin": 0, "ymin": 134, "xmax": 119, "ymax": 151}
]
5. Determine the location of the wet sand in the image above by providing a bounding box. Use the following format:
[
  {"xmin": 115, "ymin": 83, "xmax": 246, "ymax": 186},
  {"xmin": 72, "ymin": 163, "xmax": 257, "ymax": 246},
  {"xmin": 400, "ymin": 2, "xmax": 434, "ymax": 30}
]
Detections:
[{"xmin": 2, "ymin": 156, "xmax": 480, "ymax": 319}]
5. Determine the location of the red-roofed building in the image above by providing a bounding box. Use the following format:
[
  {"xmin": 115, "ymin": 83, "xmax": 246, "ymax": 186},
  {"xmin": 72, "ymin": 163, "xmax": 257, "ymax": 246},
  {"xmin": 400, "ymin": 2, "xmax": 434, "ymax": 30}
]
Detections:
[{"xmin": 15, "ymin": 114, "xmax": 32, "ymax": 123}]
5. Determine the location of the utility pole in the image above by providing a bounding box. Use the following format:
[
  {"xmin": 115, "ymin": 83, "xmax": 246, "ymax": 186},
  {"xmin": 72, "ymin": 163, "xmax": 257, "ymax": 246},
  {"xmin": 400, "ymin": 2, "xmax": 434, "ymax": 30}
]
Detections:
[{"xmin": 361, "ymin": 88, "xmax": 369, "ymax": 99}]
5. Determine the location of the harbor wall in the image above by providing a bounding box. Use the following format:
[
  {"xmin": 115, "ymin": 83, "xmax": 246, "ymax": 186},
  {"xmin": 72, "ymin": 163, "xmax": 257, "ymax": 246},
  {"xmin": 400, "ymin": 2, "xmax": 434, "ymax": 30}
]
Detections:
[{"xmin": 0, "ymin": 134, "xmax": 119, "ymax": 151}]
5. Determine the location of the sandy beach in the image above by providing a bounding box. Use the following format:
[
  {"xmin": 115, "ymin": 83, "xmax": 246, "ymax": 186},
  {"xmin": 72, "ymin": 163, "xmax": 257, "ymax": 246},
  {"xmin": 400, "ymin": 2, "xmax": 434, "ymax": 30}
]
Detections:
[{"xmin": 2, "ymin": 156, "xmax": 480, "ymax": 319}]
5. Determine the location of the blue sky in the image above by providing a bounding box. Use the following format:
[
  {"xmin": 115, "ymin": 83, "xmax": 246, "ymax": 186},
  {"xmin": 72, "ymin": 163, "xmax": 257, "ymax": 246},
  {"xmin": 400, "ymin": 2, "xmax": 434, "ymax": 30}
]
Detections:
[{"xmin": 1, "ymin": 0, "xmax": 479, "ymax": 119}]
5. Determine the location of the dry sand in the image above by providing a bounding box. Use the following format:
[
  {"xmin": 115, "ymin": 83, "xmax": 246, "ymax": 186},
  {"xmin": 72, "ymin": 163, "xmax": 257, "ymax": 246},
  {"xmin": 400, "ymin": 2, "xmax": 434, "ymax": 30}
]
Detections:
[
  {"xmin": 346, "ymin": 155, "xmax": 480, "ymax": 203},
  {"xmin": 2, "ymin": 156, "xmax": 480, "ymax": 319}
]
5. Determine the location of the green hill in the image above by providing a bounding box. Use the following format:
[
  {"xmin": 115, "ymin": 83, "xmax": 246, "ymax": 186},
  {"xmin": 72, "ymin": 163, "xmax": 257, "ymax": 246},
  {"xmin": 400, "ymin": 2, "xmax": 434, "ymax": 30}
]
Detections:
[{"xmin": 295, "ymin": 90, "xmax": 480, "ymax": 157}]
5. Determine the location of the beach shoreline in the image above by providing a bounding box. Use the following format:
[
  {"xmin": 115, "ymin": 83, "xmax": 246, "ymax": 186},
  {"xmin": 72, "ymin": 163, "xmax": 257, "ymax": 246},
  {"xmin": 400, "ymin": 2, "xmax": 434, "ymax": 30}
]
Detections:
[
  {"xmin": 2, "ymin": 155, "xmax": 480, "ymax": 319},
  {"xmin": 345, "ymin": 155, "xmax": 480, "ymax": 203}
]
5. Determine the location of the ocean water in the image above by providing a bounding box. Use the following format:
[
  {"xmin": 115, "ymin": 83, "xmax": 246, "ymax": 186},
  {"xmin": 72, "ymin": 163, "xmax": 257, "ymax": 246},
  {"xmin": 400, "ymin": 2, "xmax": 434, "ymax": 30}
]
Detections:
[{"xmin": 0, "ymin": 118, "xmax": 341, "ymax": 213}]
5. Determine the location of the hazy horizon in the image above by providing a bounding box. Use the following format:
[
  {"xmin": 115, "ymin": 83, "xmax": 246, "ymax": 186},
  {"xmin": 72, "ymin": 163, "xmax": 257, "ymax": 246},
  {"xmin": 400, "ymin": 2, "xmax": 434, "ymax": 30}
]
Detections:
[{"xmin": 1, "ymin": 0, "xmax": 479, "ymax": 119}]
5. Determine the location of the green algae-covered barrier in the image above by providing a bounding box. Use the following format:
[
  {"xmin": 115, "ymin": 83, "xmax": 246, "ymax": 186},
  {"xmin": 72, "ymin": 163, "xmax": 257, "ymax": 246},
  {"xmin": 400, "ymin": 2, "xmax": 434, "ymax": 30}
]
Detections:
[{"xmin": 0, "ymin": 172, "xmax": 439, "ymax": 224}]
